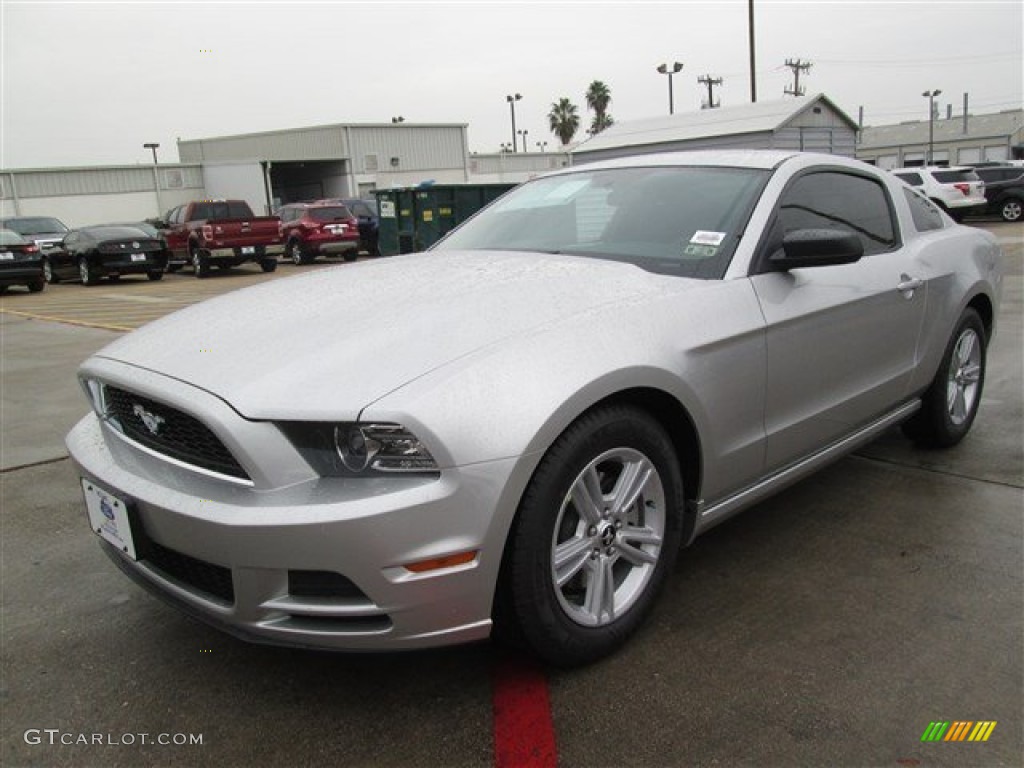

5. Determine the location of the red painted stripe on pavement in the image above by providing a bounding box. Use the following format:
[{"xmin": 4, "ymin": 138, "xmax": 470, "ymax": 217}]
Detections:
[{"xmin": 492, "ymin": 654, "xmax": 558, "ymax": 768}]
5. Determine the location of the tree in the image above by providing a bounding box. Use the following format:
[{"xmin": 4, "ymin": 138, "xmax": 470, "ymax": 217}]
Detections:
[
  {"xmin": 585, "ymin": 80, "xmax": 614, "ymax": 136},
  {"xmin": 548, "ymin": 98, "xmax": 580, "ymax": 146}
]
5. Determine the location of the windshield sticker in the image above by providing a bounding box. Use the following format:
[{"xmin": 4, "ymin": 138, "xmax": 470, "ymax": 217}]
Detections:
[
  {"xmin": 690, "ymin": 230, "xmax": 726, "ymax": 246},
  {"xmin": 684, "ymin": 244, "xmax": 718, "ymax": 259}
]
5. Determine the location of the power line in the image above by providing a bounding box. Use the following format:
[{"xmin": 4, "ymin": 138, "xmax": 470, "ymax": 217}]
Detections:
[{"xmin": 783, "ymin": 58, "xmax": 812, "ymax": 97}]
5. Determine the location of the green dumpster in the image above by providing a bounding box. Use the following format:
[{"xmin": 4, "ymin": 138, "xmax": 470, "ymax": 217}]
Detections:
[{"xmin": 374, "ymin": 182, "xmax": 516, "ymax": 256}]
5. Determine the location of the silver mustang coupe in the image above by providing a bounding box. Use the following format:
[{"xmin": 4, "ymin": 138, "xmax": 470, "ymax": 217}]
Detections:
[{"xmin": 67, "ymin": 151, "xmax": 1003, "ymax": 665}]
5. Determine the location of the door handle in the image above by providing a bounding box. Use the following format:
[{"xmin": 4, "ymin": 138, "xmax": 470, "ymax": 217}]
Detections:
[{"xmin": 897, "ymin": 274, "xmax": 923, "ymax": 298}]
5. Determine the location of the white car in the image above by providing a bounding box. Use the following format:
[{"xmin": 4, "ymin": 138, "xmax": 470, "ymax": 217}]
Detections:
[
  {"xmin": 67, "ymin": 151, "xmax": 1003, "ymax": 666},
  {"xmin": 891, "ymin": 166, "xmax": 987, "ymax": 220}
]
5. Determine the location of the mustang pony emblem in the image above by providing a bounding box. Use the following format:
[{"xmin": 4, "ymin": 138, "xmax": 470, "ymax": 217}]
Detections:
[{"xmin": 132, "ymin": 404, "xmax": 165, "ymax": 435}]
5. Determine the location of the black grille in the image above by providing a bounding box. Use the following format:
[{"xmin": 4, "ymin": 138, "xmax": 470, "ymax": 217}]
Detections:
[
  {"xmin": 145, "ymin": 540, "xmax": 235, "ymax": 604},
  {"xmin": 103, "ymin": 386, "xmax": 249, "ymax": 480}
]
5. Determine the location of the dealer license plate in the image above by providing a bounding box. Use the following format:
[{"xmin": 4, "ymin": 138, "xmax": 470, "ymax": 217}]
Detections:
[
  {"xmin": 0, "ymin": 252, "xmax": 13, "ymax": 260},
  {"xmin": 82, "ymin": 479, "xmax": 137, "ymax": 559},
  {"xmin": 241, "ymin": 246, "xmax": 255, "ymax": 255},
  {"xmin": 130, "ymin": 253, "xmax": 146, "ymax": 262}
]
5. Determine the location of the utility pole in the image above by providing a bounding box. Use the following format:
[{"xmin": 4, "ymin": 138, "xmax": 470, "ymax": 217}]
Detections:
[
  {"xmin": 748, "ymin": 0, "xmax": 757, "ymax": 102},
  {"xmin": 783, "ymin": 58, "xmax": 811, "ymax": 97},
  {"xmin": 698, "ymin": 75, "xmax": 723, "ymax": 109}
]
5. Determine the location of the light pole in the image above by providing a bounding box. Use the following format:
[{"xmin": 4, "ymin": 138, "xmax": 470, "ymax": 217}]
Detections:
[
  {"xmin": 391, "ymin": 116, "xmax": 405, "ymax": 123},
  {"xmin": 144, "ymin": 143, "xmax": 162, "ymax": 218},
  {"xmin": 922, "ymin": 89, "xmax": 941, "ymax": 165},
  {"xmin": 506, "ymin": 93, "xmax": 522, "ymax": 151},
  {"xmin": 518, "ymin": 129, "xmax": 529, "ymax": 151},
  {"xmin": 656, "ymin": 62, "xmax": 683, "ymax": 114},
  {"xmin": 536, "ymin": 141, "xmax": 548, "ymax": 153}
]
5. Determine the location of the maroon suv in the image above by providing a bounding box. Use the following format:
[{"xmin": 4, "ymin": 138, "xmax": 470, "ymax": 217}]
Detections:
[{"xmin": 278, "ymin": 202, "xmax": 360, "ymax": 264}]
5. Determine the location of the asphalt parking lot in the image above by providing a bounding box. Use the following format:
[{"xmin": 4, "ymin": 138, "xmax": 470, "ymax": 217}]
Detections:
[{"xmin": 1, "ymin": 226, "xmax": 1021, "ymax": 767}]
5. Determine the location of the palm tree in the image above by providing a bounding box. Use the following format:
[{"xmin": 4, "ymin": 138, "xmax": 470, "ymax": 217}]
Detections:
[
  {"xmin": 585, "ymin": 81, "xmax": 614, "ymax": 136},
  {"xmin": 589, "ymin": 113, "xmax": 614, "ymax": 135},
  {"xmin": 548, "ymin": 98, "xmax": 580, "ymax": 146}
]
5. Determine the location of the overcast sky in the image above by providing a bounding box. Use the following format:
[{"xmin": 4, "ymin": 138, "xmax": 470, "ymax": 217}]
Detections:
[{"xmin": 1, "ymin": 0, "xmax": 1021, "ymax": 169}]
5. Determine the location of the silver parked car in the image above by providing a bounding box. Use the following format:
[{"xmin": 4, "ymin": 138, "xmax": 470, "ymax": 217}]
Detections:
[{"xmin": 67, "ymin": 151, "xmax": 1003, "ymax": 665}]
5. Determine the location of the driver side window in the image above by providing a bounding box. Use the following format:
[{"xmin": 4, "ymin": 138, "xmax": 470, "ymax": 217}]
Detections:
[{"xmin": 772, "ymin": 171, "xmax": 899, "ymax": 258}]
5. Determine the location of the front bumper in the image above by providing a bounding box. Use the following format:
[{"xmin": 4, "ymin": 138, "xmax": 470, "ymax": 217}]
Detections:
[{"xmin": 66, "ymin": 381, "xmax": 516, "ymax": 650}]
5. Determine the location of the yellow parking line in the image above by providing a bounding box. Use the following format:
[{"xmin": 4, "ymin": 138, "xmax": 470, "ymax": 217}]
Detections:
[{"xmin": 0, "ymin": 308, "xmax": 132, "ymax": 332}]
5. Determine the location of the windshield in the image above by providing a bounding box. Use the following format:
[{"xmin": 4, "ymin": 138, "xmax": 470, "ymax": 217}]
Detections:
[
  {"xmin": 85, "ymin": 226, "xmax": 153, "ymax": 241},
  {"xmin": 433, "ymin": 166, "xmax": 769, "ymax": 278},
  {"xmin": 3, "ymin": 217, "xmax": 69, "ymax": 235}
]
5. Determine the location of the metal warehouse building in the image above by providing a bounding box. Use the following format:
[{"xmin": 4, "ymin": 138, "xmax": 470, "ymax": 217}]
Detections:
[
  {"xmin": 856, "ymin": 109, "xmax": 1023, "ymax": 169},
  {"xmin": 572, "ymin": 94, "xmax": 858, "ymax": 163},
  {"xmin": 177, "ymin": 122, "xmax": 473, "ymax": 214}
]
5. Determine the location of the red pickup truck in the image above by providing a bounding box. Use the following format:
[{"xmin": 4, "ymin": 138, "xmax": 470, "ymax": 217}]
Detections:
[{"xmin": 160, "ymin": 200, "xmax": 282, "ymax": 278}]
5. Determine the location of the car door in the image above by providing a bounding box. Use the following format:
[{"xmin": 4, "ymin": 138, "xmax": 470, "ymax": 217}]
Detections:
[
  {"xmin": 749, "ymin": 169, "xmax": 927, "ymax": 472},
  {"xmin": 162, "ymin": 206, "xmax": 188, "ymax": 258}
]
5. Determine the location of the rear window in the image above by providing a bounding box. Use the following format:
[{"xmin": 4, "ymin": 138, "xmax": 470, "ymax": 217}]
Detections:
[
  {"xmin": 84, "ymin": 226, "xmax": 152, "ymax": 241},
  {"xmin": 932, "ymin": 169, "xmax": 981, "ymax": 184},
  {"xmin": 0, "ymin": 229, "xmax": 29, "ymax": 246},
  {"xmin": 2, "ymin": 217, "xmax": 68, "ymax": 235},
  {"xmin": 190, "ymin": 202, "xmax": 253, "ymax": 220},
  {"xmin": 309, "ymin": 206, "xmax": 351, "ymax": 222}
]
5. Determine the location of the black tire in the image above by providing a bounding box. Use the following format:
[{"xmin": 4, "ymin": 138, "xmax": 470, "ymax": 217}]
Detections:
[
  {"xmin": 147, "ymin": 271, "xmax": 163, "ymax": 281},
  {"xmin": 902, "ymin": 308, "xmax": 986, "ymax": 448},
  {"xmin": 287, "ymin": 240, "xmax": 310, "ymax": 265},
  {"xmin": 108, "ymin": 274, "xmax": 121, "ymax": 282},
  {"xmin": 191, "ymin": 247, "xmax": 210, "ymax": 279},
  {"xmin": 166, "ymin": 262, "xmax": 182, "ymax": 273},
  {"xmin": 27, "ymin": 278, "xmax": 45, "ymax": 293},
  {"xmin": 79, "ymin": 258, "xmax": 99, "ymax": 286},
  {"xmin": 999, "ymin": 197, "xmax": 1022, "ymax": 223},
  {"xmin": 260, "ymin": 258, "xmax": 278, "ymax": 273},
  {"xmin": 497, "ymin": 405, "xmax": 684, "ymax": 666},
  {"xmin": 343, "ymin": 250, "xmax": 358, "ymax": 263},
  {"xmin": 43, "ymin": 257, "xmax": 60, "ymax": 284}
]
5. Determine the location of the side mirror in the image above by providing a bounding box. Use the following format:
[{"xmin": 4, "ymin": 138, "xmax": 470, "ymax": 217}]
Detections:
[{"xmin": 769, "ymin": 228, "xmax": 863, "ymax": 271}]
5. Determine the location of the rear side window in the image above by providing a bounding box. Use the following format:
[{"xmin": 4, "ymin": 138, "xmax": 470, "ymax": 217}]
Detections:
[
  {"xmin": 772, "ymin": 171, "xmax": 898, "ymax": 257},
  {"xmin": 903, "ymin": 188, "xmax": 945, "ymax": 232},
  {"xmin": 894, "ymin": 172, "xmax": 923, "ymax": 186}
]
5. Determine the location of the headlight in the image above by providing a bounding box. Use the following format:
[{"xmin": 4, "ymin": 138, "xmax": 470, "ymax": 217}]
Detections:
[{"xmin": 279, "ymin": 422, "xmax": 439, "ymax": 477}]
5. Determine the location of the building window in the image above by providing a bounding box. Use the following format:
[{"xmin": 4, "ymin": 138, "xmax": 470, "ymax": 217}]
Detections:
[
  {"xmin": 364, "ymin": 154, "xmax": 379, "ymax": 172},
  {"xmin": 958, "ymin": 147, "xmax": 982, "ymax": 165},
  {"xmin": 983, "ymin": 145, "xmax": 1009, "ymax": 162}
]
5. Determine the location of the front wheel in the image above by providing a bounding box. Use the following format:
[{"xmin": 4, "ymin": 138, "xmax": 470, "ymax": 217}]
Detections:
[
  {"xmin": 1000, "ymin": 197, "xmax": 1022, "ymax": 223},
  {"xmin": 43, "ymin": 257, "xmax": 60, "ymax": 284},
  {"xmin": 287, "ymin": 240, "xmax": 310, "ymax": 265},
  {"xmin": 903, "ymin": 308, "xmax": 986, "ymax": 448},
  {"xmin": 498, "ymin": 406, "xmax": 684, "ymax": 666},
  {"xmin": 191, "ymin": 247, "xmax": 210, "ymax": 279},
  {"xmin": 79, "ymin": 258, "xmax": 99, "ymax": 286}
]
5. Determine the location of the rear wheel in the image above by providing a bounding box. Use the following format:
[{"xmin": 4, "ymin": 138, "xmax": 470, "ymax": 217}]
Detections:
[
  {"xmin": 1000, "ymin": 197, "xmax": 1022, "ymax": 223},
  {"xmin": 287, "ymin": 240, "xmax": 310, "ymax": 265},
  {"xmin": 43, "ymin": 257, "xmax": 60, "ymax": 284},
  {"xmin": 260, "ymin": 258, "xmax": 278, "ymax": 273},
  {"xmin": 903, "ymin": 308, "xmax": 986, "ymax": 448},
  {"xmin": 498, "ymin": 406, "xmax": 684, "ymax": 666},
  {"xmin": 191, "ymin": 247, "xmax": 210, "ymax": 279},
  {"xmin": 79, "ymin": 258, "xmax": 99, "ymax": 286}
]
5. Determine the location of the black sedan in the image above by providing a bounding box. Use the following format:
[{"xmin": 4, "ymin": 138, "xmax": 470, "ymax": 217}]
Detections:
[
  {"xmin": 43, "ymin": 225, "xmax": 169, "ymax": 285},
  {"xmin": 0, "ymin": 229, "xmax": 45, "ymax": 293}
]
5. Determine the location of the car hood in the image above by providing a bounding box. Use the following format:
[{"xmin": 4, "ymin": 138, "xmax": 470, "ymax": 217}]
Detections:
[{"xmin": 94, "ymin": 250, "xmax": 692, "ymax": 420}]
